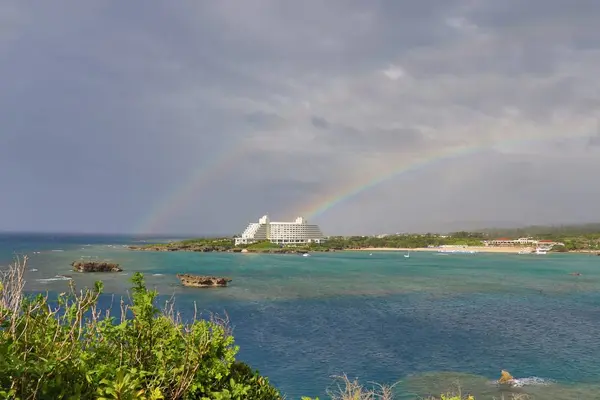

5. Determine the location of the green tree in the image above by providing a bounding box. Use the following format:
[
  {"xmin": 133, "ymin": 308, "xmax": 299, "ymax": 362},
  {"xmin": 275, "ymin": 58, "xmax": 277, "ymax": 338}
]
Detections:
[{"xmin": 0, "ymin": 257, "xmax": 281, "ymax": 400}]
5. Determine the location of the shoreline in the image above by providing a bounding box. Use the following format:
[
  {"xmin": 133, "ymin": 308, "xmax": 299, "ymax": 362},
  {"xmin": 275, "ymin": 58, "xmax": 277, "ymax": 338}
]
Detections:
[
  {"xmin": 348, "ymin": 246, "xmax": 596, "ymax": 254},
  {"xmin": 349, "ymin": 246, "xmax": 524, "ymax": 254},
  {"xmin": 128, "ymin": 245, "xmax": 599, "ymax": 255}
]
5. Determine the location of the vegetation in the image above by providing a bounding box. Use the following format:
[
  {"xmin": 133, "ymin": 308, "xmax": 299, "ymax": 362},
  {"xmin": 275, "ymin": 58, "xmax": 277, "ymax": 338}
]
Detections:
[
  {"xmin": 131, "ymin": 234, "xmax": 487, "ymax": 254},
  {"xmin": 0, "ymin": 256, "xmax": 281, "ymax": 399},
  {"xmin": 481, "ymin": 223, "xmax": 600, "ymax": 251},
  {"xmin": 130, "ymin": 237, "xmax": 237, "ymax": 252},
  {"xmin": 308, "ymin": 234, "xmax": 485, "ymax": 251},
  {"xmin": 244, "ymin": 241, "xmax": 284, "ymax": 250},
  {"xmin": 131, "ymin": 223, "xmax": 600, "ymax": 254},
  {"xmin": 481, "ymin": 222, "xmax": 600, "ymax": 237}
]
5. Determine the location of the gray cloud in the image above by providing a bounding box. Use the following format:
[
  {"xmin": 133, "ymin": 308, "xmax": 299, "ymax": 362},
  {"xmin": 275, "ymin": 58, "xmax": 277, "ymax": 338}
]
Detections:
[
  {"xmin": 0, "ymin": 0, "xmax": 599, "ymax": 234},
  {"xmin": 311, "ymin": 116, "xmax": 330, "ymax": 130},
  {"xmin": 587, "ymin": 121, "xmax": 600, "ymax": 147},
  {"xmin": 245, "ymin": 111, "xmax": 287, "ymax": 131},
  {"xmin": 316, "ymin": 124, "xmax": 428, "ymax": 155}
]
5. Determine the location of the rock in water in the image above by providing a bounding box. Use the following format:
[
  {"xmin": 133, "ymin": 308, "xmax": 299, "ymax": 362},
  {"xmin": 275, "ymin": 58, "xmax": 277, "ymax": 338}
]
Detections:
[
  {"xmin": 498, "ymin": 370, "xmax": 515, "ymax": 385},
  {"xmin": 176, "ymin": 274, "xmax": 232, "ymax": 288},
  {"xmin": 72, "ymin": 261, "xmax": 122, "ymax": 272}
]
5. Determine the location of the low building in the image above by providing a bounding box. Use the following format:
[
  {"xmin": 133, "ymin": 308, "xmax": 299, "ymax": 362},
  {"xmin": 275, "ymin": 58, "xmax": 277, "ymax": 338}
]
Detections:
[
  {"xmin": 234, "ymin": 215, "xmax": 325, "ymax": 246},
  {"xmin": 515, "ymin": 237, "xmax": 538, "ymax": 245},
  {"xmin": 483, "ymin": 237, "xmax": 519, "ymax": 246},
  {"xmin": 482, "ymin": 237, "xmax": 564, "ymax": 248}
]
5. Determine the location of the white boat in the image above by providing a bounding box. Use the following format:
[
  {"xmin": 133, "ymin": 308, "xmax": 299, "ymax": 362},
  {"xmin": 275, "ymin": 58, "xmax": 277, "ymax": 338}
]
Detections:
[
  {"xmin": 404, "ymin": 252, "xmax": 410, "ymax": 258},
  {"xmin": 302, "ymin": 253, "xmax": 310, "ymax": 257},
  {"xmin": 535, "ymin": 248, "xmax": 547, "ymax": 255}
]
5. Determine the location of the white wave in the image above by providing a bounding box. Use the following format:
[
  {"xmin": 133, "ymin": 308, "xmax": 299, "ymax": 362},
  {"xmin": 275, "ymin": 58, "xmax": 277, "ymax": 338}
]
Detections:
[
  {"xmin": 511, "ymin": 377, "xmax": 553, "ymax": 387},
  {"xmin": 152, "ymin": 273, "xmax": 164, "ymax": 276},
  {"xmin": 30, "ymin": 268, "xmax": 39, "ymax": 272},
  {"xmin": 51, "ymin": 249, "xmax": 64, "ymax": 252},
  {"xmin": 492, "ymin": 377, "xmax": 553, "ymax": 387},
  {"xmin": 36, "ymin": 275, "xmax": 73, "ymax": 283}
]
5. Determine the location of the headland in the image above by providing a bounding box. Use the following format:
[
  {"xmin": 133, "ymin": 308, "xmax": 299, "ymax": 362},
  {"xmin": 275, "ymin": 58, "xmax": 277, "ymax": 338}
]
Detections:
[
  {"xmin": 128, "ymin": 220, "xmax": 600, "ymax": 255},
  {"xmin": 128, "ymin": 233, "xmax": 600, "ymax": 255}
]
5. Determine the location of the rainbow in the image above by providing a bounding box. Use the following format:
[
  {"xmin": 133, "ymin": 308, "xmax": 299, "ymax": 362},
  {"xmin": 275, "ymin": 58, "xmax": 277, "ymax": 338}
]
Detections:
[
  {"xmin": 297, "ymin": 130, "xmax": 593, "ymax": 219},
  {"xmin": 135, "ymin": 145, "xmax": 247, "ymax": 234},
  {"xmin": 135, "ymin": 126, "xmax": 593, "ymax": 233}
]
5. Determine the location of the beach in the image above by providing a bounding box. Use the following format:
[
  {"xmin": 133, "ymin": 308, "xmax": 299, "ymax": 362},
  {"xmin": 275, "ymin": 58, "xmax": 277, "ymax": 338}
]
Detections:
[{"xmin": 350, "ymin": 246, "xmax": 533, "ymax": 254}]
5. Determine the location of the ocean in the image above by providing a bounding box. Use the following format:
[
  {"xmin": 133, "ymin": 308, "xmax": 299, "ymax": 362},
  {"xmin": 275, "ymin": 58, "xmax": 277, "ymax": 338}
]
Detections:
[{"xmin": 2, "ymin": 233, "xmax": 600, "ymax": 399}]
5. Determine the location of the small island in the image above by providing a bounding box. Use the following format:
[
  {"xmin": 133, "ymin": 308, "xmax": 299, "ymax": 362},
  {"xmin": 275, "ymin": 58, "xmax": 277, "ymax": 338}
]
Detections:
[
  {"xmin": 176, "ymin": 274, "xmax": 232, "ymax": 288},
  {"xmin": 72, "ymin": 260, "xmax": 123, "ymax": 273}
]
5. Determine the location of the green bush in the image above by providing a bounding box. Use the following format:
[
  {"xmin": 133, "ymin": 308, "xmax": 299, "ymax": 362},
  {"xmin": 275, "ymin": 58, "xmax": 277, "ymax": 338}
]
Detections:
[
  {"xmin": 246, "ymin": 241, "xmax": 282, "ymax": 250},
  {"xmin": 0, "ymin": 257, "xmax": 281, "ymax": 400}
]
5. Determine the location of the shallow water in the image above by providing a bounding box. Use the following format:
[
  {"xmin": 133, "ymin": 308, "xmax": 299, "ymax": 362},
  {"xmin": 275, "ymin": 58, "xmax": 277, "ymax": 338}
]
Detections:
[{"xmin": 3, "ymin": 234, "xmax": 600, "ymax": 399}]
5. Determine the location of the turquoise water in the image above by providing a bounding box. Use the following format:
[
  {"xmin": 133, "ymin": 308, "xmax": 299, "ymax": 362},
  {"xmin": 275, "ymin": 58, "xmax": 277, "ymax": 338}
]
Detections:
[{"xmin": 4, "ymin": 234, "xmax": 600, "ymax": 399}]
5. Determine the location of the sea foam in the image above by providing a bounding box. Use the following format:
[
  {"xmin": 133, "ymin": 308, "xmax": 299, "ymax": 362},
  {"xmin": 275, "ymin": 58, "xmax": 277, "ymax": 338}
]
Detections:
[{"xmin": 36, "ymin": 275, "xmax": 73, "ymax": 283}]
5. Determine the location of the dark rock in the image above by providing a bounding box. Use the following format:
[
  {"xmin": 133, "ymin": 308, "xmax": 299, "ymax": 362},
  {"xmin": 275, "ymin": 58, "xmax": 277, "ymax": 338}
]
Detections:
[
  {"xmin": 176, "ymin": 274, "xmax": 232, "ymax": 288},
  {"xmin": 72, "ymin": 261, "xmax": 122, "ymax": 273}
]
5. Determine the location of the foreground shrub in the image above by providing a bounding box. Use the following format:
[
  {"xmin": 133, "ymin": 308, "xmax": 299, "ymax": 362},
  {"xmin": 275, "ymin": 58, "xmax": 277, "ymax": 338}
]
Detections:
[{"xmin": 0, "ymin": 256, "xmax": 281, "ymax": 399}]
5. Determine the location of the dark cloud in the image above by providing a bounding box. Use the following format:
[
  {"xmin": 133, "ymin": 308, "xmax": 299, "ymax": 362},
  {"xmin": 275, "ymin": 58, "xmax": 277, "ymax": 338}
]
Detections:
[
  {"xmin": 311, "ymin": 116, "xmax": 330, "ymax": 130},
  {"xmin": 0, "ymin": 0, "xmax": 599, "ymax": 234}
]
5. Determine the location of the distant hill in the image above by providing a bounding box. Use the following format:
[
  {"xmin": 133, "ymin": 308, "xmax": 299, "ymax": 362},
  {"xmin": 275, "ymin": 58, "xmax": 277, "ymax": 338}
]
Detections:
[{"xmin": 477, "ymin": 223, "xmax": 600, "ymax": 238}]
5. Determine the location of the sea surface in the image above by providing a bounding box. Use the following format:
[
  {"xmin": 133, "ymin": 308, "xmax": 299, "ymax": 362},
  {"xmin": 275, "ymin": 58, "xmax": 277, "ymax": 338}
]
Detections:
[{"xmin": 2, "ymin": 233, "xmax": 600, "ymax": 399}]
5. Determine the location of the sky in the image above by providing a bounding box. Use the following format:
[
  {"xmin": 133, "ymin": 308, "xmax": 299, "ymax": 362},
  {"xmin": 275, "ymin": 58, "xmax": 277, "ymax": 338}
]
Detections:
[{"xmin": 1, "ymin": 0, "xmax": 600, "ymax": 235}]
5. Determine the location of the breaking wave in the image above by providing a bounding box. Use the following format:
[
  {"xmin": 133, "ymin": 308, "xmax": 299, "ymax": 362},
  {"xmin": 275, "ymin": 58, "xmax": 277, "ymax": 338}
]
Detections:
[
  {"xmin": 510, "ymin": 377, "xmax": 553, "ymax": 387},
  {"xmin": 36, "ymin": 275, "xmax": 73, "ymax": 283},
  {"xmin": 490, "ymin": 377, "xmax": 554, "ymax": 387}
]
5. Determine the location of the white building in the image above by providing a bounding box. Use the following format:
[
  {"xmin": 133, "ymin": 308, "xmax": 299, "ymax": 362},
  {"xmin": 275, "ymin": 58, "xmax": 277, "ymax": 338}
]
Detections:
[
  {"xmin": 482, "ymin": 237, "xmax": 564, "ymax": 248},
  {"xmin": 234, "ymin": 215, "xmax": 325, "ymax": 246}
]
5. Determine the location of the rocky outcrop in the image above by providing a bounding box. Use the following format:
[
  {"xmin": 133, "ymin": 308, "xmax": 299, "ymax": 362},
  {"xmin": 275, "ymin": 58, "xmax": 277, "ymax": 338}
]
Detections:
[
  {"xmin": 129, "ymin": 244, "xmax": 326, "ymax": 254},
  {"xmin": 72, "ymin": 261, "xmax": 122, "ymax": 273},
  {"xmin": 498, "ymin": 370, "xmax": 515, "ymax": 386},
  {"xmin": 176, "ymin": 274, "xmax": 232, "ymax": 288},
  {"xmin": 128, "ymin": 245, "xmax": 240, "ymax": 253}
]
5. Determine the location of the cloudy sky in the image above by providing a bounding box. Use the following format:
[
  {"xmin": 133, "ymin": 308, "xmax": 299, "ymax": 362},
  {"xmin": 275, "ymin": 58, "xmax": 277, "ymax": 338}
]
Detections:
[{"xmin": 1, "ymin": 0, "xmax": 600, "ymax": 235}]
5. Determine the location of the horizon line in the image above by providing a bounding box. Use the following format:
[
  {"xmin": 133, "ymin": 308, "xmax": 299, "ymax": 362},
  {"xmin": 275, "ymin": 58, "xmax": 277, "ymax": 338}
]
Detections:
[{"xmin": 2, "ymin": 220, "xmax": 600, "ymax": 238}]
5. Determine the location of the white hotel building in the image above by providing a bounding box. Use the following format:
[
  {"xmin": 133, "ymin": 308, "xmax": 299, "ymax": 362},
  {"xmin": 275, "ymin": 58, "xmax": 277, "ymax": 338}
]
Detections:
[{"xmin": 234, "ymin": 215, "xmax": 325, "ymax": 246}]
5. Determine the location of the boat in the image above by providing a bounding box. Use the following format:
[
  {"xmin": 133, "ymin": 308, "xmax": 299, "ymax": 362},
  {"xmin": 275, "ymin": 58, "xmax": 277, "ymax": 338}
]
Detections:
[
  {"xmin": 535, "ymin": 248, "xmax": 547, "ymax": 255},
  {"xmin": 302, "ymin": 253, "xmax": 310, "ymax": 257},
  {"xmin": 404, "ymin": 251, "xmax": 410, "ymax": 258}
]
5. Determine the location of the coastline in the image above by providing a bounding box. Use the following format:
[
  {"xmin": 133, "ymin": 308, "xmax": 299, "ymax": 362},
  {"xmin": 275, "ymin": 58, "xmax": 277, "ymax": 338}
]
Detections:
[
  {"xmin": 350, "ymin": 246, "xmax": 540, "ymax": 254},
  {"xmin": 129, "ymin": 244, "xmax": 599, "ymax": 255}
]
